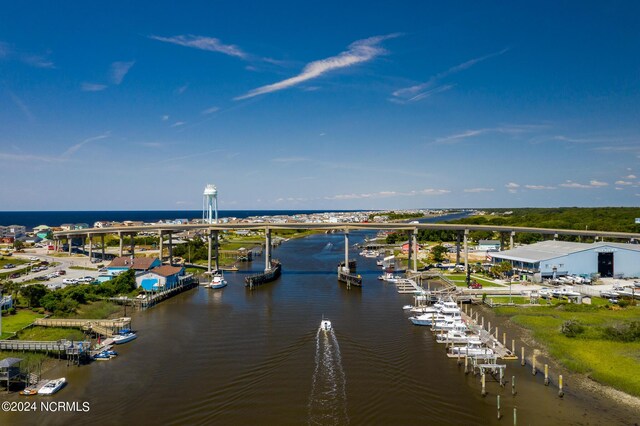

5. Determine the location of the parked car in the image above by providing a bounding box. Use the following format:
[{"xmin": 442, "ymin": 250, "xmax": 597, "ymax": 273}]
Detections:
[
  {"xmin": 9, "ymin": 273, "xmax": 20, "ymax": 279},
  {"xmin": 55, "ymin": 270, "xmax": 66, "ymax": 276},
  {"xmin": 62, "ymin": 278, "xmax": 78, "ymax": 285},
  {"xmin": 29, "ymin": 256, "xmax": 39, "ymax": 261},
  {"xmin": 3, "ymin": 264, "xmax": 15, "ymax": 269},
  {"xmin": 79, "ymin": 276, "xmax": 95, "ymax": 283},
  {"xmin": 468, "ymin": 281, "xmax": 483, "ymax": 289}
]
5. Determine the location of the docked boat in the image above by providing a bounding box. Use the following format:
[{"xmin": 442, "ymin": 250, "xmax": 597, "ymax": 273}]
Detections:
[
  {"xmin": 436, "ymin": 328, "xmax": 473, "ymax": 344},
  {"xmin": 38, "ymin": 378, "xmax": 66, "ymax": 395},
  {"xmin": 19, "ymin": 388, "xmax": 38, "ymax": 396},
  {"xmin": 449, "ymin": 340, "xmax": 494, "ymax": 357},
  {"xmin": 209, "ymin": 272, "xmax": 228, "ymax": 289},
  {"xmin": 432, "ymin": 317, "xmax": 466, "ymax": 331},
  {"xmin": 320, "ymin": 317, "xmax": 332, "ymax": 331},
  {"xmin": 93, "ymin": 352, "xmax": 111, "ymax": 361},
  {"xmin": 409, "ymin": 313, "xmax": 445, "ymax": 326},
  {"xmin": 113, "ymin": 332, "xmax": 137, "ymax": 344}
]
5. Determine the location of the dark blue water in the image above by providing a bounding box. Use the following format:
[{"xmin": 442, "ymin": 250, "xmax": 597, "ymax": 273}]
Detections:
[{"xmin": 0, "ymin": 210, "xmax": 362, "ymax": 229}]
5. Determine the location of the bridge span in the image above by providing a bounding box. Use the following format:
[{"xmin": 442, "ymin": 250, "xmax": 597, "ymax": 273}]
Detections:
[{"xmin": 51, "ymin": 221, "xmax": 640, "ymax": 277}]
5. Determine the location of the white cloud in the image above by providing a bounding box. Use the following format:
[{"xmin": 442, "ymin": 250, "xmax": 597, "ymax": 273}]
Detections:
[
  {"xmin": 0, "ymin": 152, "xmax": 63, "ymax": 162},
  {"xmin": 464, "ymin": 187, "xmax": 495, "ymax": 193},
  {"xmin": 176, "ymin": 84, "xmax": 189, "ymax": 95},
  {"xmin": 234, "ymin": 34, "xmax": 400, "ymax": 100},
  {"xmin": 171, "ymin": 121, "xmax": 185, "ymax": 127},
  {"xmin": 21, "ymin": 54, "xmax": 55, "ymax": 69},
  {"xmin": 81, "ymin": 82, "xmax": 108, "ymax": 92},
  {"xmin": 615, "ymin": 180, "xmax": 632, "ymax": 186},
  {"xmin": 161, "ymin": 115, "xmax": 170, "ymax": 121},
  {"xmin": 505, "ymin": 182, "xmax": 520, "ymax": 193},
  {"xmin": 589, "ymin": 180, "xmax": 608, "ymax": 187},
  {"xmin": 201, "ymin": 106, "xmax": 220, "ymax": 115},
  {"xmin": 558, "ymin": 180, "xmax": 608, "ymax": 189},
  {"xmin": 110, "ymin": 61, "xmax": 135, "ymax": 85},
  {"xmin": 626, "ymin": 174, "xmax": 636, "ymax": 179},
  {"xmin": 150, "ymin": 34, "xmax": 247, "ymax": 59},
  {"xmin": 7, "ymin": 90, "xmax": 34, "ymax": 121},
  {"xmin": 391, "ymin": 48, "xmax": 509, "ymax": 103},
  {"xmin": 433, "ymin": 124, "xmax": 544, "ymax": 145},
  {"xmin": 524, "ymin": 185, "xmax": 556, "ymax": 190}
]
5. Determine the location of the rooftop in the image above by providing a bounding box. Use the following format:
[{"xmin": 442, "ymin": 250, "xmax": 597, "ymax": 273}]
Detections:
[{"xmin": 492, "ymin": 240, "xmax": 640, "ymax": 263}]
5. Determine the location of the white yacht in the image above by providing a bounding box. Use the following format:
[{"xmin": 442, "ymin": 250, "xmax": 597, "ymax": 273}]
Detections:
[
  {"xmin": 38, "ymin": 378, "xmax": 66, "ymax": 395},
  {"xmin": 436, "ymin": 327, "xmax": 472, "ymax": 344}
]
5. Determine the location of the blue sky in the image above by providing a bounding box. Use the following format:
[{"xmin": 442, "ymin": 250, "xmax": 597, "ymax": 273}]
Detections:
[{"xmin": 1, "ymin": 1, "xmax": 639, "ymax": 211}]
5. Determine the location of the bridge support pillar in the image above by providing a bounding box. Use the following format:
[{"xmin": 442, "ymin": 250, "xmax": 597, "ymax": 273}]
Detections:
[
  {"xmin": 130, "ymin": 234, "xmax": 135, "ymax": 257},
  {"xmin": 344, "ymin": 230, "xmax": 350, "ymax": 273},
  {"xmin": 214, "ymin": 230, "xmax": 220, "ymax": 271},
  {"xmin": 464, "ymin": 229, "xmax": 469, "ymax": 272},
  {"xmin": 101, "ymin": 234, "xmax": 105, "ymax": 261},
  {"xmin": 118, "ymin": 232, "xmax": 123, "ymax": 257},
  {"xmin": 207, "ymin": 229, "xmax": 212, "ymax": 274},
  {"xmin": 510, "ymin": 231, "xmax": 515, "ymax": 250},
  {"xmin": 158, "ymin": 231, "xmax": 163, "ymax": 262},
  {"xmin": 456, "ymin": 231, "xmax": 461, "ymax": 265},
  {"xmin": 412, "ymin": 229, "xmax": 418, "ymax": 272},
  {"xmin": 265, "ymin": 228, "xmax": 272, "ymax": 271},
  {"xmin": 88, "ymin": 233, "xmax": 93, "ymax": 260},
  {"xmin": 68, "ymin": 237, "xmax": 72, "ymax": 255},
  {"xmin": 168, "ymin": 233, "xmax": 173, "ymax": 265}
]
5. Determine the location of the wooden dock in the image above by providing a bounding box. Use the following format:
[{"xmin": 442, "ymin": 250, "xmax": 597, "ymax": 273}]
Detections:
[
  {"xmin": 34, "ymin": 317, "xmax": 131, "ymax": 337},
  {"xmin": 462, "ymin": 312, "xmax": 518, "ymax": 360}
]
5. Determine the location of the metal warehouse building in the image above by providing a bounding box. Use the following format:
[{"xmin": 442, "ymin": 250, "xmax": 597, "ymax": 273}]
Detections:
[{"xmin": 489, "ymin": 240, "xmax": 640, "ymax": 280}]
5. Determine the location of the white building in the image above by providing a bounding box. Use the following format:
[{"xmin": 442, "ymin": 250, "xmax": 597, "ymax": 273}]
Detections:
[{"xmin": 490, "ymin": 240, "xmax": 640, "ymax": 280}]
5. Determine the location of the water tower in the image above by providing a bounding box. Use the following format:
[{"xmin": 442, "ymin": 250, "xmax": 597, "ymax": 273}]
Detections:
[{"xmin": 203, "ymin": 184, "xmax": 218, "ymax": 224}]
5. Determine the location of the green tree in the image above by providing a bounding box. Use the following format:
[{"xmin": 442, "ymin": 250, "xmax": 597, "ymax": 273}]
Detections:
[
  {"xmin": 430, "ymin": 245, "xmax": 448, "ymax": 263},
  {"xmin": 21, "ymin": 284, "xmax": 49, "ymax": 308},
  {"xmin": 12, "ymin": 240, "xmax": 24, "ymax": 250}
]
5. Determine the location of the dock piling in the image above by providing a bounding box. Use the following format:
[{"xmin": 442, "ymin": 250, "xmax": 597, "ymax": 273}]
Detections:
[
  {"xmin": 512, "ymin": 375, "xmax": 516, "ymax": 396},
  {"xmin": 521, "ymin": 347, "xmax": 525, "ymax": 366},
  {"xmin": 532, "ymin": 356, "xmax": 537, "ymax": 376},
  {"xmin": 514, "ymin": 407, "xmax": 517, "ymax": 426},
  {"xmin": 544, "ymin": 364, "xmax": 549, "ymax": 386},
  {"xmin": 481, "ymin": 373, "xmax": 487, "ymax": 397},
  {"xmin": 558, "ymin": 375, "xmax": 564, "ymax": 398},
  {"xmin": 464, "ymin": 355, "xmax": 469, "ymax": 374},
  {"xmin": 503, "ymin": 332, "xmax": 506, "ymax": 346},
  {"xmin": 497, "ymin": 395, "xmax": 501, "ymax": 420}
]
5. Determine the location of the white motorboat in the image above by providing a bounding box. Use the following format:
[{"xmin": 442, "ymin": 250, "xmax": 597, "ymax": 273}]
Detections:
[
  {"xmin": 436, "ymin": 328, "xmax": 473, "ymax": 344},
  {"xmin": 320, "ymin": 317, "xmax": 332, "ymax": 331},
  {"xmin": 209, "ymin": 272, "xmax": 228, "ymax": 289},
  {"xmin": 449, "ymin": 340, "xmax": 494, "ymax": 357},
  {"xmin": 409, "ymin": 313, "xmax": 445, "ymax": 326},
  {"xmin": 113, "ymin": 332, "xmax": 138, "ymax": 344},
  {"xmin": 38, "ymin": 378, "xmax": 66, "ymax": 395},
  {"xmin": 402, "ymin": 305, "xmax": 414, "ymax": 310},
  {"xmin": 432, "ymin": 317, "xmax": 466, "ymax": 331}
]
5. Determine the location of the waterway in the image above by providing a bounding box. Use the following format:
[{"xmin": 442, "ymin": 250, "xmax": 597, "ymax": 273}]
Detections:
[{"xmin": 2, "ymin": 222, "xmax": 637, "ymax": 425}]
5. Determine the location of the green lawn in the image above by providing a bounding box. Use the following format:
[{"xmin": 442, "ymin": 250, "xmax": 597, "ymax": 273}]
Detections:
[
  {"xmin": 0, "ymin": 310, "xmax": 44, "ymax": 339},
  {"xmin": 18, "ymin": 326, "xmax": 85, "ymax": 341},
  {"xmin": 495, "ymin": 303, "xmax": 640, "ymax": 397},
  {"xmin": 445, "ymin": 274, "xmax": 504, "ymax": 287},
  {"xmin": 72, "ymin": 301, "xmax": 122, "ymax": 319}
]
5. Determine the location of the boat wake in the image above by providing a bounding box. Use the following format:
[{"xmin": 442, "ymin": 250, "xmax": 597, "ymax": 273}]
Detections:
[{"xmin": 308, "ymin": 328, "xmax": 348, "ymax": 425}]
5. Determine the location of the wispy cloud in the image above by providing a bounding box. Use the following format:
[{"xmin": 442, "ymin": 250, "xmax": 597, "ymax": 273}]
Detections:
[
  {"xmin": 524, "ymin": 185, "xmax": 556, "ymax": 190},
  {"xmin": 110, "ymin": 61, "xmax": 135, "ymax": 85},
  {"xmin": 149, "ymin": 34, "xmax": 247, "ymax": 59},
  {"xmin": 234, "ymin": 34, "xmax": 400, "ymax": 100},
  {"xmin": 324, "ymin": 187, "xmax": 449, "ymax": 200},
  {"xmin": 161, "ymin": 115, "xmax": 170, "ymax": 121},
  {"xmin": 176, "ymin": 84, "xmax": 189, "ymax": 95},
  {"xmin": 559, "ymin": 180, "xmax": 609, "ymax": 189},
  {"xmin": 433, "ymin": 124, "xmax": 543, "ymax": 145},
  {"xmin": 21, "ymin": 53, "xmax": 55, "ymax": 69},
  {"xmin": 201, "ymin": 106, "xmax": 220, "ymax": 115},
  {"xmin": 391, "ymin": 47, "xmax": 509, "ymax": 103},
  {"xmin": 615, "ymin": 180, "xmax": 633, "ymax": 186},
  {"xmin": 81, "ymin": 82, "xmax": 108, "ymax": 92},
  {"xmin": 7, "ymin": 90, "xmax": 35, "ymax": 121},
  {"xmin": 170, "ymin": 121, "xmax": 185, "ymax": 128},
  {"xmin": 464, "ymin": 187, "xmax": 494, "ymax": 193},
  {"xmin": 62, "ymin": 133, "xmax": 110, "ymax": 158},
  {"xmin": 627, "ymin": 174, "xmax": 637, "ymax": 179},
  {"xmin": 271, "ymin": 157, "xmax": 308, "ymax": 163}
]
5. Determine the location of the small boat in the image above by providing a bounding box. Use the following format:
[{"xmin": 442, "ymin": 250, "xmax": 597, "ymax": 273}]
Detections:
[
  {"xmin": 112, "ymin": 332, "xmax": 137, "ymax": 344},
  {"xmin": 38, "ymin": 378, "xmax": 66, "ymax": 395},
  {"xmin": 19, "ymin": 388, "xmax": 38, "ymax": 396},
  {"xmin": 402, "ymin": 305, "xmax": 413, "ymax": 310},
  {"xmin": 449, "ymin": 340, "xmax": 494, "ymax": 357},
  {"xmin": 209, "ymin": 272, "xmax": 228, "ymax": 289},
  {"xmin": 320, "ymin": 317, "xmax": 332, "ymax": 331},
  {"xmin": 93, "ymin": 352, "xmax": 111, "ymax": 361}
]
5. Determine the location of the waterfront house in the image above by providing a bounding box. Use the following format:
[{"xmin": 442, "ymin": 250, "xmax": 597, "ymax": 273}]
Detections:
[
  {"xmin": 107, "ymin": 256, "xmax": 162, "ymax": 274},
  {"xmin": 401, "ymin": 242, "xmax": 424, "ymax": 254},
  {"xmin": 136, "ymin": 265, "xmax": 185, "ymax": 291}
]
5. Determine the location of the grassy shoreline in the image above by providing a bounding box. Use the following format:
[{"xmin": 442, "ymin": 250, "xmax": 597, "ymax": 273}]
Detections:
[{"xmin": 494, "ymin": 303, "xmax": 640, "ymax": 397}]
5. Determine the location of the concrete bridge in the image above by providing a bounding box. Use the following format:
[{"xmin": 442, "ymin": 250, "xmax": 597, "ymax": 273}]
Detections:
[{"xmin": 53, "ymin": 222, "xmax": 640, "ymax": 276}]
